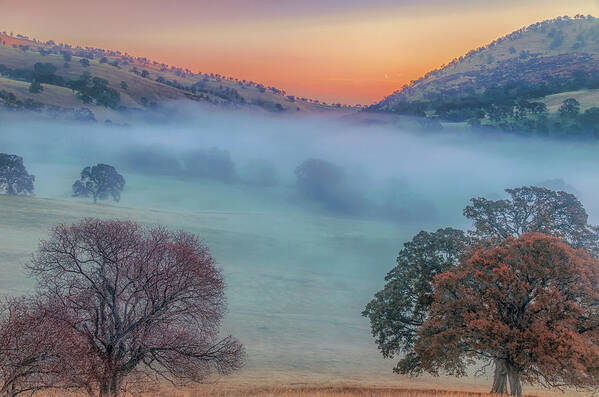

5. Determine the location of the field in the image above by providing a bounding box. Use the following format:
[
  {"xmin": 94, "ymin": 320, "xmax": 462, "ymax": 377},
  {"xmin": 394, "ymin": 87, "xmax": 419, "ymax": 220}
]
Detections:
[{"xmin": 3, "ymin": 112, "xmax": 599, "ymax": 396}]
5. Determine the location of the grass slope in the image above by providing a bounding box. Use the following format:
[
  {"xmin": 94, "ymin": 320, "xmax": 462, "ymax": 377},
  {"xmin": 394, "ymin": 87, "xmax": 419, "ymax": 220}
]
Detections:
[
  {"xmin": 374, "ymin": 15, "xmax": 599, "ymax": 115},
  {"xmin": 0, "ymin": 34, "xmax": 350, "ymax": 120}
]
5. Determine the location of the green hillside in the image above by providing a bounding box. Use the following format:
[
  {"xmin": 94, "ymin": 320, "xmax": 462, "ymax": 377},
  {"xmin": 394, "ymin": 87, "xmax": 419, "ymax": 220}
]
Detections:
[
  {"xmin": 371, "ymin": 15, "xmax": 599, "ymax": 137},
  {"xmin": 0, "ymin": 33, "xmax": 352, "ymax": 121}
]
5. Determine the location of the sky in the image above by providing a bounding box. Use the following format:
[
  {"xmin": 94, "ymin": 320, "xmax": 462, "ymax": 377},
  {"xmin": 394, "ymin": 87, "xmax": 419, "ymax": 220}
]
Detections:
[{"xmin": 2, "ymin": 0, "xmax": 599, "ymax": 104}]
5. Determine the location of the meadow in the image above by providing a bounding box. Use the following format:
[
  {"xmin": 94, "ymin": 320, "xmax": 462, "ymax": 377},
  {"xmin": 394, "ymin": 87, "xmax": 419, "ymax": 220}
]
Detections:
[{"xmin": 1, "ymin": 108, "xmax": 599, "ymax": 396}]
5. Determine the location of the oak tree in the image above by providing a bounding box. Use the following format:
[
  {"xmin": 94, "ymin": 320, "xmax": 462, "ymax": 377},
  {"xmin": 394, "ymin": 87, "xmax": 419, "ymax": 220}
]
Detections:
[
  {"xmin": 29, "ymin": 219, "xmax": 244, "ymax": 397},
  {"xmin": 464, "ymin": 186, "xmax": 599, "ymax": 254},
  {"xmin": 415, "ymin": 233, "xmax": 599, "ymax": 396},
  {"xmin": 0, "ymin": 153, "xmax": 35, "ymax": 196},
  {"xmin": 72, "ymin": 164, "xmax": 125, "ymax": 204},
  {"xmin": 361, "ymin": 228, "xmax": 468, "ymax": 373}
]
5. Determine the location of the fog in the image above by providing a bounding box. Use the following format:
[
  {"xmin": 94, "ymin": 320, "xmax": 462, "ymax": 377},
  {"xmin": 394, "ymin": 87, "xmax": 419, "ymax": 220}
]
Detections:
[{"xmin": 1, "ymin": 104, "xmax": 599, "ymax": 383}]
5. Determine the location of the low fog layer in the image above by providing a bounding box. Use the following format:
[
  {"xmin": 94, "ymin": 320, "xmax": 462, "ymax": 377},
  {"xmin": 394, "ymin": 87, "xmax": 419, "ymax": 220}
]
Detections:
[
  {"xmin": 2, "ymin": 104, "xmax": 599, "ymax": 382},
  {"xmin": 2, "ymin": 103, "xmax": 598, "ymax": 227}
]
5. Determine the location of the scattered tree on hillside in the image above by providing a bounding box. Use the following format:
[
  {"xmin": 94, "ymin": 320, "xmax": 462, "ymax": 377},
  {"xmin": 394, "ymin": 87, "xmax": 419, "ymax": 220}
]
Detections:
[
  {"xmin": 415, "ymin": 233, "xmax": 599, "ymax": 396},
  {"xmin": 79, "ymin": 58, "xmax": 90, "ymax": 67},
  {"xmin": 559, "ymin": 98, "xmax": 581, "ymax": 118},
  {"xmin": 72, "ymin": 164, "xmax": 125, "ymax": 203},
  {"xmin": 68, "ymin": 73, "xmax": 120, "ymax": 108},
  {"xmin": 0, "ymin": 153, "xmax": 35, "ymax": 195},
  {"xmin": 29, "ymin": 219, "xmax": 245, "ymax": 397},
  {"xmin": 29, "ymin": 80, "xmax": 43, "ymax": 94},
  {"xmin": 119, "ymin": 81, "xmax": 127, "ymax": 90}
]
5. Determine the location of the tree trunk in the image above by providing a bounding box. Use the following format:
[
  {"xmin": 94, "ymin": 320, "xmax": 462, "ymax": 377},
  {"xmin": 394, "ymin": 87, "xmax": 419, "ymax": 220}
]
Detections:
[
  {"xmin": 491, "ymin": 358, "xmax": 508, "ymax": 394},
  {"xmin": 507, "ymin": 364, "xmax": 522, "ymax": 397}
]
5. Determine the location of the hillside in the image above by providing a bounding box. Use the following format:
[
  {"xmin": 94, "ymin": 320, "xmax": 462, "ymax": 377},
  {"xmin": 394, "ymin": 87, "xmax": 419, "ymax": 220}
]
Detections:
[
  {"xmin": 0, "ymin": 32, "xmax": 353, "ymax": 121},
  {"xmin": 370, "ymin": 15, "xmax": 599, "ymax": 137}
]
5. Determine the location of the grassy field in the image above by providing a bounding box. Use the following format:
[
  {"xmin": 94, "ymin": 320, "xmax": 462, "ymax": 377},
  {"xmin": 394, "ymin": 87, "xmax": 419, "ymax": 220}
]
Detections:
[{"xmin": 0, "ymin": 194, "xmax": 591, "ymax": 397}]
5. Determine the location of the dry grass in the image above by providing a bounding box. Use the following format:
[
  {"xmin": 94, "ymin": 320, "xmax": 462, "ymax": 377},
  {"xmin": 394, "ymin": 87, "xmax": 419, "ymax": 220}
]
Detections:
[{"xmin": 173, "ymin": 385, "xmax": 542, "ymax": 397}]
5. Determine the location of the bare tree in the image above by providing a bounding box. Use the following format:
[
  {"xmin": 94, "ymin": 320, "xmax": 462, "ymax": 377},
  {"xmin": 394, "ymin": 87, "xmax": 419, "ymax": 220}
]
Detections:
[{"xmin": 29, "ymin": 219, "xmax": 245, "ymax": 397}]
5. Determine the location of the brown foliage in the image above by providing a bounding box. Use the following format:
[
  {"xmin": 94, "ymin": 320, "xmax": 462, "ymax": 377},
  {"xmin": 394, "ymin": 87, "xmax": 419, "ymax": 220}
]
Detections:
[{"xmin": 415, "ymin": 233, "xmax": 599, "ymax": 393}]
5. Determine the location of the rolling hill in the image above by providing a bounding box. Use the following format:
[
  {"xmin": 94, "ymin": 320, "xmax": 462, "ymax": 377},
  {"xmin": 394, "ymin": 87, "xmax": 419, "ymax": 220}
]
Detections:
[
  {"xmin": 0, "ymin": 32, "xmax": 353, "ymax": 121},
  {"xmin": 370, "ymin": 15, "xmax": 599, "ymax": 136}
]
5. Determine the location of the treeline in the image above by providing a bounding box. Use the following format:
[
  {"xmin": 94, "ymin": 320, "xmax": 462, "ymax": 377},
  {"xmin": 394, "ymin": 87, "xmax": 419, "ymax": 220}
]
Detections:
[
  {"xmin": 370, "ymin": 66, "xmax": 599, "ymax": 137},
  {"xmin": 0, "ymin": 62, "xmax": 120, "ymax": 108}
]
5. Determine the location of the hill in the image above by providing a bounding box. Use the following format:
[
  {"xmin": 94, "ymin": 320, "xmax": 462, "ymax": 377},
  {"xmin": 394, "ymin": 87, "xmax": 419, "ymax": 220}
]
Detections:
[
  {"xmin": 0, "ymin": 32, "xmax": 354, "ymax": 121},
  {"xmin": 370, "ymin": 15, "xmax": 599, "ymax": 137}
]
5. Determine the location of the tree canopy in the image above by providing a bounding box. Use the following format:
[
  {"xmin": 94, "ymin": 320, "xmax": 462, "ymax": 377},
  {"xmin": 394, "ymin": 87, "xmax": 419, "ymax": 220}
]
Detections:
[
  {"xmin": 72, "ymin": 164, "xmax": 125, "ymax": 203},
  {"xmin": 416, "ymin": 233, "xmax": 599, "ymax": 395},
  {"xmin": 0, "ymin": 153, "xmax": 35, "ymax": 195},
  {"xmin": 28, "ymin": 219, "xmax": 245, "ymax": 397},
  {"xmin": 361, "ymin": 228, "xmax": 468, "ymax": 373},
  {"xmin": 364, "ymin": 186, "xmax": 599, "ymax": 395}
]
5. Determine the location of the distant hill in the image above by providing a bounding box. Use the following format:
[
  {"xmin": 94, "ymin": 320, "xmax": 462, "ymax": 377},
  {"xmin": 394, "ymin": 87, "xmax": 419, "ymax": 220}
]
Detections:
[
  {"xmin": 0, "ymin": 32, "xmax": 354, "ymax": 121},
  {"xmin": 370, "ymin": 15, "xmax": 599, "ymax": 137}
]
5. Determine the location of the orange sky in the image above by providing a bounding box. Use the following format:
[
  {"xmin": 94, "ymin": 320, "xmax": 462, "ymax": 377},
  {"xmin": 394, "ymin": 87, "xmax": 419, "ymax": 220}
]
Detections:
[{"xmin": 1, "ymin": 0, "xmax": 599, "ymax": 104}]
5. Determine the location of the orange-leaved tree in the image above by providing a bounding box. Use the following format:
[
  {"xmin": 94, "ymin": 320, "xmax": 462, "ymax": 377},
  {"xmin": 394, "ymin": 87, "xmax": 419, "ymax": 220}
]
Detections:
[{"xmin": 415, "ymin": 233, "xmax": 599, "ymax": 396}]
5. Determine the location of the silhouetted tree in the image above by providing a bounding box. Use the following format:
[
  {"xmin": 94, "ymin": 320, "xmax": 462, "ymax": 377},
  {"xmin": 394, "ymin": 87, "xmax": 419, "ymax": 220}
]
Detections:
[
  {"xmin": 463, "ymin": 186, "xmax": 599, "ymax": 254},
  {"xmin": 415, "ymin": 233, "xmax": 599, "ymax": 396},
  {"xmin": 183, "ymin": 148, "xmax": 236, "ymax": 182},
  {"xmin": 0, "ymin": 153, "xmax": 35, "ymax": 195},
  {"xmin": 295, "ymin": 158, "xmax": 367, "ymax": 214},
  {"xmin": 29, "ymin": 219, "xmax": 245, "ymax": 397},
  {"xmin": 365, "ymin": 186, "xmax": 599, "ymax": 393},
  {"xmin": 559, "ymin": 98, "xmax": 580, "ymax": 118},
  {"xmin": 362, "ymin": 228, "xmax": 468, "ymax": 373},
  {"xmin": 79, "ymin": 58, "xmax": 90, "ymax": 67},
  {"xmin": 72, "ymin": 164, "xmax": 125, "ymax": 203},
  {"xmin": 29, "ymin": 80, "xmax": 43, "ymax": 93}
]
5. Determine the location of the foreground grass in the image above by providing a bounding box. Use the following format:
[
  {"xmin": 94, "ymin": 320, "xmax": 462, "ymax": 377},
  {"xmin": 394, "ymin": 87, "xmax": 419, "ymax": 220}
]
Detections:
[{"xmin": 183, "ymin": 385, "xmax": 539, "ymax": 397}]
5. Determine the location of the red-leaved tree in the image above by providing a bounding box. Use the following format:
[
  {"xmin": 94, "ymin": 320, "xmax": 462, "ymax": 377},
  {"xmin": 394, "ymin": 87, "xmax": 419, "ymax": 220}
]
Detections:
[
  {"xmin": 29, "ymin": 219, "xmax": 245, "ymax": 397},
  {"xmin": 0, "ymin": 297, "xmax": 83, "ymax": 397},
  {"xmin": 414, "ymin": 233, "xmax": 599, "ymax": 396}
]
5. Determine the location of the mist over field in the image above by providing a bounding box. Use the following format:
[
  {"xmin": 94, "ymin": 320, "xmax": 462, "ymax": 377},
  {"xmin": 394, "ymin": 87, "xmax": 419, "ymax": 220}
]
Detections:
[{"xmin": 1, "ymin": 104, "xmax": 599, "ymax": 384}]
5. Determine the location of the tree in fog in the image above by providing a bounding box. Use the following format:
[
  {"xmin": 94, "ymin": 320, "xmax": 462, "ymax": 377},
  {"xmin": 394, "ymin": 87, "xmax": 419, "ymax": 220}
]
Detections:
[
  {"xmin": 29, "ymin": 219, "xmax": 245, "ymax": 397},
  {"xmin": 72, "ymin": 164, "xmax": 125, "ymax": 204},
  {"xmin": 463, "ymin": 186, "xmax": 599, "ymax": 254},
  {"xmin": 241, "ymin": 159, "xmax": 278, "ymax": 187},
  {"xmin": 0, "ymin": 153, "xmax": 35, "ymax": 195},
  {"xmin": 28, "ymin": 80, "xmax": 43, "ymax": 94},
  {"xmin": 365, "ymin": 186, "xmax": 599, "ymax": 395},
  {"xmin": 415, "ymin": 233, "xmax": 599, "ymax": 396},
  {"xmin": 294, "ymin": 158, "xmax": 367, "ymax": 214},
  {"xmin": 559, "ymin": 98, "xmax": 580, "ymax": 119},
  {"xmin": 0, "ymin": 297, "xmax": 77, "ymax": 397},
  {"xmin": 183, "ymin": 147, "xmax": 236, "ymax": 182}
]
